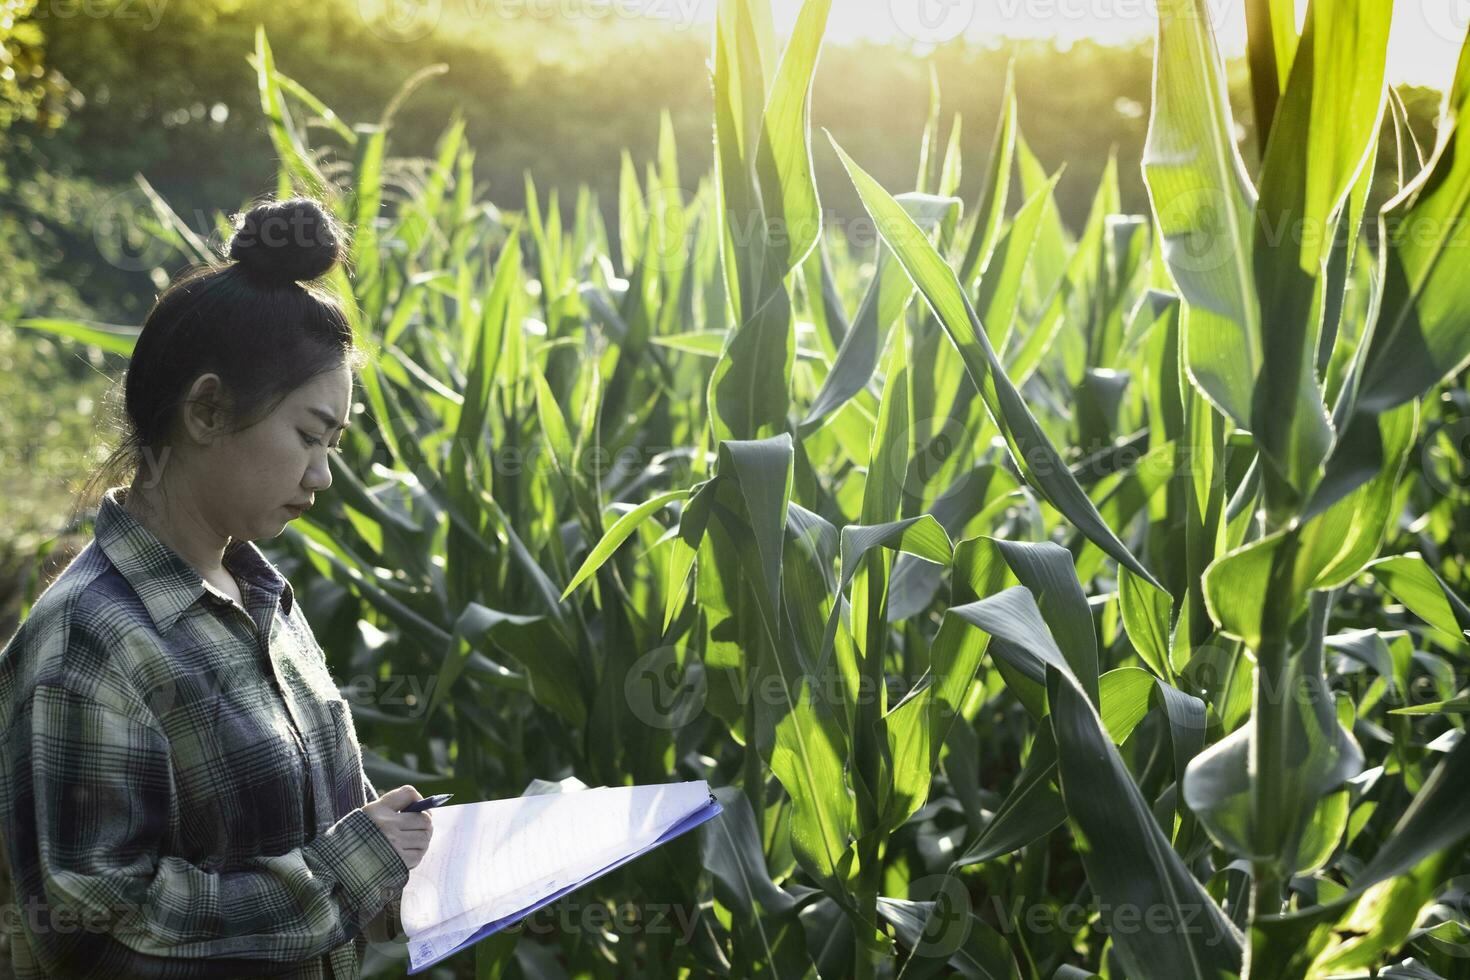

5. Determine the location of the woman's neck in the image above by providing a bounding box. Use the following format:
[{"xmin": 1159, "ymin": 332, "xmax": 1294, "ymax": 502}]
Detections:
[{"xmin": 122, "ymin": 480, "xmax": 232, "ymax": 578}]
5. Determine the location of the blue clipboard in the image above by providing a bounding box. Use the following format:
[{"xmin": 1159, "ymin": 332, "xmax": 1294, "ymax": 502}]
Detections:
[{"xmin": 405, "ymin": 791, "xmax": 724, "ymax": 973}]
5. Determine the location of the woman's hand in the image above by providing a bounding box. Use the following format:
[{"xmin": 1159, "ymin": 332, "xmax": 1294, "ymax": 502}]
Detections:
[{"xmin": 362, "ymin": 785, "xmax": 435, "ymax": 871}]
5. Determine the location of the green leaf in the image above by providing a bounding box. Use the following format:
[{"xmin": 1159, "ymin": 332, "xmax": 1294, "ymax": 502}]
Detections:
[
  {"xmin": 706, "ymin": 254, "xmax": 794, "ymax": 442},
  {"xmin": 753, "ymin": 0, "xmax": 832, "ymax": 277},
  {"xmin": 974, "ymin": 174, "xmax": 1061, "ymax": 353},
  {"xmin": 859, "ymin": 271, "xmax": 914, "ymax": 531},
  {"xmin": 251, "ymin": 28, "xmax": 329, "ymax": 199},
  {"xmin": 15, "ymin": 318, "xmax": 140, "ymax": 357},
  {"xmin": 952, "ymin": 728, "xmax": 1064, "ymax": 866},
  {"xmin": 814, "ymin": 514, "xmax": 954, "ymax": 699},
  {"xmin": 649, "ymin": 331, "xmax": 728, "ymax": 357},
  {"xmin": 1244, "ymin": 0, "xmax": 1301, "ymax": 143},
  {"xmin": 423, "ymin": 604, "xmax": 557, "ymax": 726},
  {"xmin": 1249, "ymin": 0, "xmax": 1390, "ymax": 503},
  {"xmin": 349, "ymin": 124, "xmax": 386, "ymax": 294},
  {"xmin": 717, "ymin": 435, "xmax": 796, "ymax": 619},
  {"xmin": 1143, "ymin": 0, "xmax": 1261, "ymax": 428},
  {"xmin": 270, "ymin": 67, "xmax": 357, "ymax": 146},
  {"xmin": 878, "ymin": 611, "xmax": 988, "ymax": 835},
  {"xmin": 1367, "ymin": 554, "xmax": 1470, "ymax": 643},
  {"xmin": 618, "ymin": 149, "xmax": 646, "ymax": 276},
  {"xmin": 801, "ymin": 194, "xmax": 960, "ymax": 430},
  {"xmin": 1248, "ymin": 734, "xmax": 1470, "ymax": 978},
  {"xmin": 957, "ymin": 62, "xmax": 1017, "ymax": 292},
  {"xmin": 560, "ymin": 490, "xmax": 691, "ymax": 600},
  {"xmin": 991, "ymin": 538, "xmax": 1101, "ymax": 706},
  {"xmin": 837, "ymin": 517, "xmax": 954, "ymax": 594},
  {"xmin": 1390, "ymin": 692, "xmax": 1470, "ymax": 715},
  {"xmin": 708, "ymin": 0, "xmax": 833, "ymax": 442},
  {"xmin": 876, "ymin": 678, "xmax": 934, "ymax": 835},
  {"xmin": 1298, "ymin": 401, "xmax": 1418, "ymax": 585},
  {"xmin": 951, "ymin": 586, "xmax": 1243, "ymax": 977},
  {"xmin": 1119, "ymin": 565, "xmax": 1175, "ymax": 682},
  {"xmin": 829, "ymin": 135, "xmax": 1162, "ymax": 590},
  {"xmin": 700, "ymin": 785, "xmax": 800, "ymax": 920},
  {"xmin": 1360, "ymin": 37, "xmax": 1470, "ymax": 412},
  {"xmin": 1203, "ymin": 400, "xmax": 1418, "ymax": 649},
  {"xmin": 770, "ymin": 659, "xmax": 855, "ymax": 894},
  {"xmin": 1006, "ymin": 153, "xmax": 1111, "ymax": 385},
  {"xmin": 1185, "ymin": 592, "xmax": 1362, "ymax": 872},
  {"xmin": 876, "ymin": 895, "xmax": 1021, "ymax": 979}
]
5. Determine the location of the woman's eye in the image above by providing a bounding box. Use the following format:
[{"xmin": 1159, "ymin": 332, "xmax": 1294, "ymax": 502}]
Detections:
[{"xmin": 301, "ymin": 431, "xmax": 344, "ymax": 453}]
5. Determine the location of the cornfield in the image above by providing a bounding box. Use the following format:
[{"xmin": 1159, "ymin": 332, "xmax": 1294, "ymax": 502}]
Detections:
[{"xmin": 16, "ymin": 0, "xmax": 1470, "ymax": 976}]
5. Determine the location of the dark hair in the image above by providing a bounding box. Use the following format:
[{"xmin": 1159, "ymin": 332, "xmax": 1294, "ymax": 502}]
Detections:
[{"xmin": 73, "ymin": 197, "xmax": 370, "ymax": 523}]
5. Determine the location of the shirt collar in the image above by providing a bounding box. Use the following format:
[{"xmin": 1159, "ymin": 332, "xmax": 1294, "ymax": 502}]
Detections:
[{"xmin": 95, "ymin": 486, "xmax": 295, "ymax": 633}]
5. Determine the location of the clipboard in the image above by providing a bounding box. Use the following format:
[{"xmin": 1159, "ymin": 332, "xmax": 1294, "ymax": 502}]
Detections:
[{"xmin": 400, "ymin": 781, "xmax": 723, "ymax": 973}]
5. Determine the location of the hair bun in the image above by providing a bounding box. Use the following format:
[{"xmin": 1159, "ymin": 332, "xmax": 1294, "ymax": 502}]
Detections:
[{"xmin": 228, "ymin": 198, "xmax": 343, "ymax": 285}]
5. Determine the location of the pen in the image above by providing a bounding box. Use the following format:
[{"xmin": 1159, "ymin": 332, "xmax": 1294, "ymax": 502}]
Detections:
[{"xmin": 403, "ymin": 793, "xmax": 454, "ymax": 812}]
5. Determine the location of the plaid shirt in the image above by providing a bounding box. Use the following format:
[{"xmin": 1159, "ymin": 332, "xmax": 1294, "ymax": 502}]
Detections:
[{"xmin": 0, "ymin": 487, "xmax": 409, "ymax": 979}]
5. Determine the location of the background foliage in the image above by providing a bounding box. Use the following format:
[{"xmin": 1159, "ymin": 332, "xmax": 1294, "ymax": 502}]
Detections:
[{"xmin": 3, "ymin": 1, "xmax": 1470, "ymax": 978}]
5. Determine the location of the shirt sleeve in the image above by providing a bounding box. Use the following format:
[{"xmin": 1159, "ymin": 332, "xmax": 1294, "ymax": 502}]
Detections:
[
  {"xmin": 11, "ymin": 676, "xmax": 410, "ymax": 979},
  {"xmin": 356, "ymin": 771, "xmax": 405, "ymax": 944}
]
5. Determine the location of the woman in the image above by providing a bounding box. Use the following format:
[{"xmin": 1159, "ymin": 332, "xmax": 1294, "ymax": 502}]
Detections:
[{"xmin": 0, "ymin": 198, "xmax": 433, "ymax": 979}]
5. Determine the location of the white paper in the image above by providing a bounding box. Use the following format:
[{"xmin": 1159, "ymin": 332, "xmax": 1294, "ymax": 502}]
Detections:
[{"xmin": 400, "ymin": 779, "xmax": 711, "ymax": 955}]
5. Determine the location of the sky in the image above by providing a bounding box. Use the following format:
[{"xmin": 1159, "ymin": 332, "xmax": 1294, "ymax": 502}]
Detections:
[{"xmin": 661, "ymin": 0, "xmax": 1467, "ymax": 88}]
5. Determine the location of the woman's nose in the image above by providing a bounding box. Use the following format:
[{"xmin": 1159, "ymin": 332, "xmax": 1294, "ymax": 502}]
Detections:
[{"xmin": 305, "ymin": 456, "xmax": 333, "ymax": 493}]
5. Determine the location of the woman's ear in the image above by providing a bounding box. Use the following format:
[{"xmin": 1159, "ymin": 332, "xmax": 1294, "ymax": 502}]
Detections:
[{"xmin": 180, "ymin": 372, "xmax": 231, "ymax": 445}]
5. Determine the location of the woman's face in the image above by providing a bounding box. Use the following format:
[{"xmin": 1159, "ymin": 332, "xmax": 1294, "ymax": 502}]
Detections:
[{"xmin": 189, "ymin": 361, "xmax": 353, "ymax": 542}]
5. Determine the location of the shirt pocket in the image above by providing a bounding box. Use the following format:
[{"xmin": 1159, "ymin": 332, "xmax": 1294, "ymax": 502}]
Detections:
[{"xmin": 171, "ymin": 687, "xmax": 312, "ymax": 865}]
